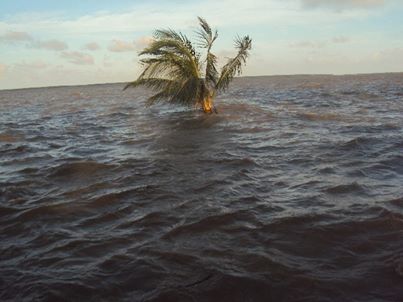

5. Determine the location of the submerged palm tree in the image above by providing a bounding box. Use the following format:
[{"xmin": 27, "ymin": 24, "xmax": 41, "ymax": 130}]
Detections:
[{"xmin": 124, "ymin": 17, "xmax": 252, "ymax": 113}]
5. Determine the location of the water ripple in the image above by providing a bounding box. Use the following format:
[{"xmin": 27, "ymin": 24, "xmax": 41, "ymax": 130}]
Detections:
[{"xmin": 1, "ymin": 74, "xmax": 403, "ymax": 301}]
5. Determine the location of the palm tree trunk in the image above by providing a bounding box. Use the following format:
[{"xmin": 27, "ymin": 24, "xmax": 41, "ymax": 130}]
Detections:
[{"xmin": 202, "ymin": 96, "xmax": 214, "ymax": 113}]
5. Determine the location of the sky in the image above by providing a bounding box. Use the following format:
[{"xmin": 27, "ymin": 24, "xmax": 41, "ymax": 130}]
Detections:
[{"xmin": 0, "ymin": 0, "xmax": 402, "ymax": 90}]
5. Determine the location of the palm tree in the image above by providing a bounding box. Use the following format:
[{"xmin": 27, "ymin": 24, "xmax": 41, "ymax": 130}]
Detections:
[{"xmin": 124, "ymin": 17, "xmax": 252, "ymax": 114}]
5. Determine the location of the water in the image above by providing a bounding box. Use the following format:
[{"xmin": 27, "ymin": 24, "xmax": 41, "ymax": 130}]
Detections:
[{"xmin": 1, "ymin": 74, "xmax": 403, "ymax": 301}]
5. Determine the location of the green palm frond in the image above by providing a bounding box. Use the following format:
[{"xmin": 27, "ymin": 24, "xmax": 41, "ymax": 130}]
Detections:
[{"xmin": 215, "ymin": 35, "xmax": 252, "ymax": 92}]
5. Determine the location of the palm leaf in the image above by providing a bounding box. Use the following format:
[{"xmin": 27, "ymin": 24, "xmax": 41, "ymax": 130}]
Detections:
[
  {"xmin": 124, "ymin": 17, "xmax": 252, "ymax": 112},
  {"xmin": 215, "ymin": 35, "xmax": 252, "ymax": 92},
  {"xmin": 196, "ymin": 17, "xmax": 218, "ymax": 51},
  {"xmin": 196, "ymin": 17, "xmax": 219, "ymax": 87},
  {"xmin": 124, "ymin": 27, "xmax": 201, "ymax": 107},
  {"xmin": 140, "ymin": 39, "xmax": 200, "ymax": 78}
]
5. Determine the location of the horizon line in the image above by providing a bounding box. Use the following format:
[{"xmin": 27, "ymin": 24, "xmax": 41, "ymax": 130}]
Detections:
[{"xmin": 1, "ymin": 71, "xmax": 402, "ymax": 92}]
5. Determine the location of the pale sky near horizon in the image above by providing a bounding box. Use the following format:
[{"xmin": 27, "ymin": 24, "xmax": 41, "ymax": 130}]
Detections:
[{"xmin": 0, "ymin": 0, "xmax": 402, "ymax": 90}]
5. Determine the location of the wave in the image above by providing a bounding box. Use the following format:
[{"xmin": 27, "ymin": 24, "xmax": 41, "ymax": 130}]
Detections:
[
  {"xmin": 296, "ymin": 111, "xmax": 346, "ymax": 122},
  {"xmin": 2, "ymin": 74, "xmax": 403, "ymax": 301},
  {"xmin": 0, "ymin": 132, "xmax": 24, "ymax": 143},
  {"xmin": 324, "ymin": 182, "xmax": 367, "ymax": 194},
  {"xmin": 47, "ymin": 161, "xmax": 117, "ymax": 179}
]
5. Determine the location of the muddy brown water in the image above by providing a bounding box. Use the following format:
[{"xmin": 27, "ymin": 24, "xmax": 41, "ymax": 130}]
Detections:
[{"xmin": 1, "ymin": 74, "xmax": 403, "ymax": 301}]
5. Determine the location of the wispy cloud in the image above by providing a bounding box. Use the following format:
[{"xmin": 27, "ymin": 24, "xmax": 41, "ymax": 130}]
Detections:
[
  {"xmin": 301, "ymin": 0, "xmax": 385, "ymax": 10},
  {"xmin": 61, "ymin": 51, "xmax": 94, "ymax": 65},
  {"xmin": 0, "ymin": 63, "xmax": 7, "ymax": 78},
  {"xmin": 0, "ymin": 31, "xmax": 67, "ymax": 51},
  {"xmin": 135, "ymin": 36, "xmax": 153, "ymax": 50},
  {"xmin": 14, "ymin": 60, "xmax": 49, "ymax": 70},
  {"xmin": 290, "ymin": 36, "xmax": 352, "ymax": 48},
  {"xmin": 33, "ymin": 39, "xmax": 68, "ymax": 51},
  {"xmin": 373, "ymin": 47, "xmax": 403, "ymax": 62},
  {"xmin": 83, "ymin": 42, "xmax": 100, "ymax": 51},
  {"xmin": 0, "ymin": 0, "xmax": 368, "ymax": 37},
  {"xmin": 103, "ymin": 55, "xmax": 113, "ymax": 67},
  {"xmin": 332, "ymin": 36, "xmax": 350, "ymax": 43},
  {"xmin": 108, "ymin": 39, "xmax": 136, "ymax": 52},
  {"xmin": 289, "ymin": 40, "xmax": 327, "ymax": 48},
  {"xmin": 0, "ymin": 0, "xmax": 401, "ymax": 90},
  {"xmin": 107, "ymin": 37, "xmax": 153, "ymax": 53},
  {"xmin": 0, "ymin": 31, "xmax": 33, "ymax": 43}
]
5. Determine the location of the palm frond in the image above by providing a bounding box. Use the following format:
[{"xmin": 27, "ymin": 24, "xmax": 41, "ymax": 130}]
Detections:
[
  {"xmin": 168, "ymin": 77, "xmax": 201, "ymax": 105},
  {"xmin": 205, "ymin": 52, "xmax": 218, "ymax": 87},
  {"xmin": 215, "ymin": 35, "xmax": 252, "ymax": 92},
  {"xmin": 196, "ymin": 17, "xmax": 219, "ymax": 87},
  {"xmin": 139, "ymin": 54, "xmax": 196, "ymax": 80},
  {"xmin": 124, "ymin": 28, "xmax": 202, "ymax": 106},
  {"xmin": 196, "ymin": 17, "xmax": 218, "ymax": 51},
  {"xmin": 124, "ymin": 17, "xmax": 252, "ymax": 111},
  {"xmin": 140, "ymin": 40, "xmax": 191, "ymax": 63},
  {"xmin": 152, "ymin": 29, "xmax": 197, "ymax": 60},
  {"xmin": 140, "ymin": 38, "xmax": 200, "ymax": 78}
]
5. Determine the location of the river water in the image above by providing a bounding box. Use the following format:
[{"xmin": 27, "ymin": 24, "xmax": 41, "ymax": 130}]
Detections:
[{"xmin": 1, "ymin": 74, "xmax": 403, "ymax": 301}]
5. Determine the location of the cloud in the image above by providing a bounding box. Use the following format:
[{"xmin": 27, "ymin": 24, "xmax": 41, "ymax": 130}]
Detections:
[
  {"xmin": 373, "ymin": 47, "xmax": 403, "ymax": 62},
  {"xmin": 332, "ymin": 36, "xmax": 350, "ymax": 43},
  {"xmin": 301, "ymin": 0, "xmax": 385, "ymax": 10},
  {"xmin": 103, "ymin": 55, "xmax": 113, "ymax": 67},
  {"xmin": 0, "ymin": 31, "xmax": 33, "ymax": 43},
  {"xmin": 0, "ymin": 63, "xmax": 7, "ymax": 78},
  {"xmin": 0, "ymin": 62, "xmax": 138, "ymax": 90},
  {"xmin": 83, "ymin": 42, "xmax": 100, "ymax": 51},
  {"xmin": 289, "ymin": 40, "xmax": 327, "ymax": 48},
  {"xmin": 0, "ymin": 31, "xmax": 67, "ymax": 51},
  {"xmin": 290, "ymin": 37, "xmax": 351, "ymax": 48},
  {"xmin": 107, "ymin": 37, "xmax": 153, "ymax": 53},
  {"xmin": 0, "ymin": 1, "xmax": 300, "ymax": 36},
  {"xmin": 33, "ymin": 39, "xmax": 68, "ymax": 51},
  {"xmin": 0, "ymin": 0, "xmax": 401, "ymax": 90},
  {"xmin": 134, "ymin": 36, "xmax": 153, "ymax": 50},
  {"xmin": 108, "ymin": 39, "xmax": 136, "ymax": 52},
  {"xmin": 14, "ymin": 60, "xmax": 49, "ymax": 70},
  {"xmin": 61, "ymin": 51, "xmax": 94, "ymax": 65},
  {"xmin": 0, "ymin": 0, "xmax": 382, "ymax": 42}
]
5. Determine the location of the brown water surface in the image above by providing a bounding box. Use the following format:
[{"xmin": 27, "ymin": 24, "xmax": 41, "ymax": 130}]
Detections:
[{"xmin": 1, "ymin": 74, "xmax": 403, "ymax": 301}]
